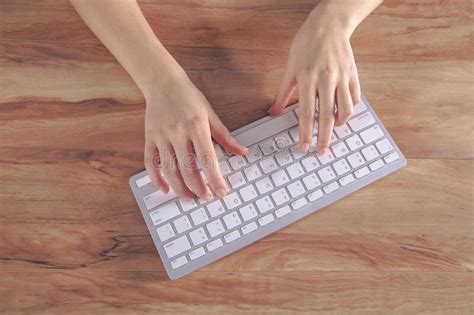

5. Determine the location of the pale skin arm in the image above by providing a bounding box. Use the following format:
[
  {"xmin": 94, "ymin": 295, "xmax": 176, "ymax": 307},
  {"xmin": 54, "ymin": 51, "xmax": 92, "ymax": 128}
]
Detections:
[
  {"xmin": 70, "ymin": 0, "xmax": 248, "ymax": 201},
  {"xmin": 70, "ymin": 0, "xmax": 381, "ymax": 200},
  {"xmin": 269, "ymin": 0, "xmax": 383, "ymax": 155}
]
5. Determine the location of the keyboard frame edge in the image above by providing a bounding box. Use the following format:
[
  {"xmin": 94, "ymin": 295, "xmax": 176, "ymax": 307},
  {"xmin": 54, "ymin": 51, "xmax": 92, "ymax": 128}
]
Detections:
[{"xmin": 129, "ymin": 95, "xmax": 407, "ymax": 280}]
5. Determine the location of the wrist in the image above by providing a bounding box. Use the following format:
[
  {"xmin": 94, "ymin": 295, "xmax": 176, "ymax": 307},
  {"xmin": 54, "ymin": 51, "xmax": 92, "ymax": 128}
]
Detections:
[
  {"xmin": 140, "ymin": 62, "xmax": 188, "ymax": 103},
  {"xmin": 309, "ymin": 1, "xmax": 360, "ymax": 38}
]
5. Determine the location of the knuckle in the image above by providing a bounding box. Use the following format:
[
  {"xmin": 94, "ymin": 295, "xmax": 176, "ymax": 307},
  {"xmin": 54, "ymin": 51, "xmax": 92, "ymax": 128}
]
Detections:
[
  {"xmin": 321, "ymin": 66, "xmax": 337, "ymax": 81},
  {"xmin": 186, "ymin": 115, "xmax": 205, "ymax": 131}
]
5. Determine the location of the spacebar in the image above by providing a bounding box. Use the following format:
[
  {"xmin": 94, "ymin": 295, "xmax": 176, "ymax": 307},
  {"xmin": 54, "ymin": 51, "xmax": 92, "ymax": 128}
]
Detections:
[{"xmin": 234, "ymin": 111, "xmax": 298, "ymax": 147}]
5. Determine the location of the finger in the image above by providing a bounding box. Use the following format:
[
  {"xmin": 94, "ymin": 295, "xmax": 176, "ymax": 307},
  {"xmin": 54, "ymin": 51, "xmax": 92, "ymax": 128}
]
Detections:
[
  {"xmin": 209, "ymin": 111, "xmax": 248, "ymax": 155},
  {"xmin": 144, "ymin": 140, "xmax": 169, "ymax": 192},
  {"xmin": 335, "ymin": 83, "xmax": 353, "ymax": 126},
  {"xmin": 317, "ymin": 80, "xmax": 336, "ymax": 155},
  {"xmin": 172, "ymin": 138, "xmax": 212, "ymax": 201},
  {"xmin": 159, "ymin": 142, "xmax": 195, "ymax": 199},
  {"xmin": 191, "ymin": 126, "xmax": 228, "ymax": 198},
  {"xmin": 297, "ymin": 77, "xmax": 316, "ymax": 153},
  {"xmin": 349, "ymin": 66, "xmax": 361, "ymax": 106},
  {"xmin": 267, "ymin": 67, "xmax": 297, "ymax": 115}
]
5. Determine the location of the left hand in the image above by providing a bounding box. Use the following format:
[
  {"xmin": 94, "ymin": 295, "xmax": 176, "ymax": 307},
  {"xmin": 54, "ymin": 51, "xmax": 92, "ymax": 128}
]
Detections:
[{"xmin": 268, "ymin": 8, "xmax": 361, "ymax": 155}]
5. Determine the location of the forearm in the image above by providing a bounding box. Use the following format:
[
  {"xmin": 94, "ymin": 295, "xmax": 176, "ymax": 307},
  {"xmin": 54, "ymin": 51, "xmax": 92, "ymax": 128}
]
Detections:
[
  {"xmin": 70, "ymin": 0, "xmax": 183, "ymax": 99},
  {"xmin": 310, "ymin": 0, "xmax": 383, "ymax": 36}
]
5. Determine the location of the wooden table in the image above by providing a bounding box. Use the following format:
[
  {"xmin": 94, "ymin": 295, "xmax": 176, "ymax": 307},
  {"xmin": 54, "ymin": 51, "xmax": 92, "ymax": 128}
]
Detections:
[{"xmin": 1, "ymin": 0, "xmax": 473, "ymax": 313}]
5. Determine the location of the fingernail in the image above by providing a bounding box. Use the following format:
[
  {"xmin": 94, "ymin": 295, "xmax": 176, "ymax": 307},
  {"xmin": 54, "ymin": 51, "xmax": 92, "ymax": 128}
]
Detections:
[
  {"xmin": 204, "ymin": 193, "xmax": 213, "ymax": 202},
  {"xmin": 317, "ymin": 147, "xmax": 327, "ymax": 155},
  {"xmin": 216, "ymin": 188, "xmax": 227, "ymax": 198},
  {"xmin": 301, "ymin": 143, "xmax": 309, "ymax": 153}
]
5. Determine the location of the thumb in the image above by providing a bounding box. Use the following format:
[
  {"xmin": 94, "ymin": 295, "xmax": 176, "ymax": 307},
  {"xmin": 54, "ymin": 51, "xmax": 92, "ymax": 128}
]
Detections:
[
  {"xmin": 267, "ymin": 67, "xmax": 296, "ymax": 116},
  {"xmin": 209, "ymin": 112, "xmax": 248, "ymax": 155}
]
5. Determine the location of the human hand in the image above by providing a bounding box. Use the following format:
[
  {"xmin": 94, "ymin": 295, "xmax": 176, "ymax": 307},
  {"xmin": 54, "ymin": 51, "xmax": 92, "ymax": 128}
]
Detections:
[
  {"xmin": 144, "ymin": 72, "xmax": 248, "ymax": 201},
  {"xmin": 267, "ymin": 5, "xmax": 361, "ymax": 155}
]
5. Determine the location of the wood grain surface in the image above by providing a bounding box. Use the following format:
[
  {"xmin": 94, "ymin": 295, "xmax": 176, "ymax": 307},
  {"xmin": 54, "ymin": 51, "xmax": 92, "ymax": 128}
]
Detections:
[{"xmin": 0, "ymin": 0, "xmax": 473, "ymax": 314}]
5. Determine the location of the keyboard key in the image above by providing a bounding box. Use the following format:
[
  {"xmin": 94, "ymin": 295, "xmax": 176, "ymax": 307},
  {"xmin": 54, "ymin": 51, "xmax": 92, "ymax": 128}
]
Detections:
[
  {"xmin": 334, "ymin": 124, "xmax": 351, "ymax": 138},
  {"xmin": 234, "ymin": 110, "xmax": 297, "ymax": 147},
  {"xmin": 258, "ymin": 213, "xmax": 275, "ymax": 226},
  {"xmin": 289, "ymin": 126, "xmax": 299, "ymax": 142},
  {"xmin": 188, "ymin": 247, "xmax": 205, "ymax": 260},
  {"xmin": 290, "ymin": 145, "xmax": 305, "ymax": 160},
  {"xmin": 291, "ymin": 197, "xmax": 308, "ymax": 210},
  {"xmin": 317, "ymin": 151, "xmax": 335, "ymax": 165},
  {"xmin": 369, "ymin": 159, "xmax": 385, "ymax": 171},
  {"xmin": 190, "ymin": 208, "xmax": 209, "ymax": 226},
  {"xmin": 348, "ymin": 112, "xmax": 375, "ymax": 132},
  {"xmin": 256, "ymin": 196, "xmax": 275, "ymax": 213},
  {"xmin": 199, "ymin": 170, "xmax": 208, "ymax": 184},
  {"xmin": 206, "ymin": 219, "xmax": 225, "ymax": 238},
  {"xmin": 271, "ymin": 169, "xmax": 290, "ymax": 187},
  {"xmin": 347, "ymin": 152, "xmax": 365, "ymax": 168},
  {"xmin": 243, "ymin": 164, "xmax": 262, "ymax": 182},
  {"xmin": 223, "ymin": 211, "xmax": 242, "ymax": 229},
  {"xmin": 375, "ymin": 138, "xmax": 394, "ymax": 155},
  {"xmin": 286, "ymin": 162, "xmax": 305, "ymax": 179},
  {"xmin": 239, "ymin": 184, "xmax": 258, "ymax": 202},
  {"xmin": 332, "ymin": 141, "xmax": 349, "ymax": 158},
  {"xmin": 239, "ymin": 204, "xmax": 258, "ymax": 222},
  {"xmin": 214, "ymin": 145, "xmax": 225, "ymax": 160},
  {"xmin": 143, "ymin": 189, "xmax": 177, "ymax": 210},
  {"xmin": 353, "ymin": 102, "xmax": 367, "ymax": 115},
  {"xmin": 171, "ymin": 255, "xmax": 188, "ymax": 269},
  {"xmin": 275, "ymin": 205, "xmax": 291, "ymax": 218},
  {"xmin": 228, "ymin": 171, "xmax": 246, "ymax": 189},
  {"xmin": 287, "ymin": 180, "xmax": 306, "ymax": 198},
  {"xmin": 164, "ymin": 235, "xmax": 191, "ymax": 258},
  {"xmin": 384, "ymin": 152, "xmax": 400, "ymax": 163},
  {"xmin": 223, "ymin": 192, "xmax": 242, "ymax": 210},
  {"xmin": 173, "ymin": 215, "xmax": 192, "ymax": 234},
  {"xmin": 332, "ymin": 159, "xmax": 351, "ymax": 176},
  {"xmin": 189, "ymin": 227, "xmax": 209, "ymax": 246},
  {"xmin": 323, "ymin": 181, "xmax": 340, "ymax": 194},
  {"xmin": 309, "ymin": 136, "xmax": 318, "ymax": 153},
  {"xmin": 150, "ymin": 202, "xmax": 181, "ymax": 226},
  {"xmin": 255, "ymin": 177, "xmax": 274, "ymax": 194},
  {"xmin": 274, "ymin": 132, "xmax": 293, "ymax": 149},
  {"xmin": 361, "ymin": 145, "xmax": 380, "ymax": 161},
  {"xmin": 156, "ymin": 223, "xmax": 175, "ymax": 242},
  {"xmin": 259, "ymin": 157, "xmax": 278, "ymax": 174},
  {"xmin": 346, "ymin": 134, "xmax": 363, "ymax": 151},
  {"xmin": 339, "ymin": 174, "xmax": 355, "ymax": 186},
  {"xmin": 219, "ymin": 161, "xmax": 232, "ymax": 176},
  {"xmin": 318, "ymin": 166, "xmax": 336, "ymax": 183},
  {"xmin": 275, "ymin": 149, "xmax": 294, "ymax": 166},
  {"xmin": 207, "ymin": 200, "xmax": 225, "ymax": 218},
  {"xmin": 308, "ymin": 189, "xmax": 323, "ymax": 201},
  {"xmin": 207, "ymin": 238, "xmax": 223, "ymax": 252},
  {"xmin": 224, "ymin": 230, "xmax": 241, "ymax": 243},
  {"xmin": 271, "ymin": 188, "xmax": 290, "ymax": 206},
  {"xmin": 136, "ymin": 175, "xmax": 151, "ymax": 188},
  {"xmin": 360, "ymin": 125, "xmax": 384, "ymax": 144},
  {"xmin": 259, "ymin": 138, "xmax": 278, "ymax": 156},
  {"xmin": 301, "ymin": 156, "xmax": 319, "ymax": 172},
  {"xmin": 302, "ymin": 173, "xmax": 320, "ymax": 190},
  {"xmin": 241, "ymin": 221, "xmax": 258, "ymax": 235},
  {"xmin": 354, "ymin": 166, "xmax": 370, "ymax": 178},
  {"xmin": 229, "ymin": 155, "xmax": 247, "ymax": 170},
  {"xmin": 179, "ymin": 199, "xmax": 198, "ymax": 212},
  {"xmin": 246, "ymin": 145, "xmax": 263, "ymax": 163}
]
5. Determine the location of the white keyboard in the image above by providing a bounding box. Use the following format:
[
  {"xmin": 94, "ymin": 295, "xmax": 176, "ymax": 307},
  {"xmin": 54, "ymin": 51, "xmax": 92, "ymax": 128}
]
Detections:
[{"xmin": 129, "ymin": 96, "xmax": 406, "ymax": 279}]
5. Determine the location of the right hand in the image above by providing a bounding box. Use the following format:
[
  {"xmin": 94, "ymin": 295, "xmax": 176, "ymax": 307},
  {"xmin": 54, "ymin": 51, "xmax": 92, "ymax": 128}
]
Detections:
[{"xmin": 144, "ymin": 72, "xmax": 248, "ymax": 201}]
